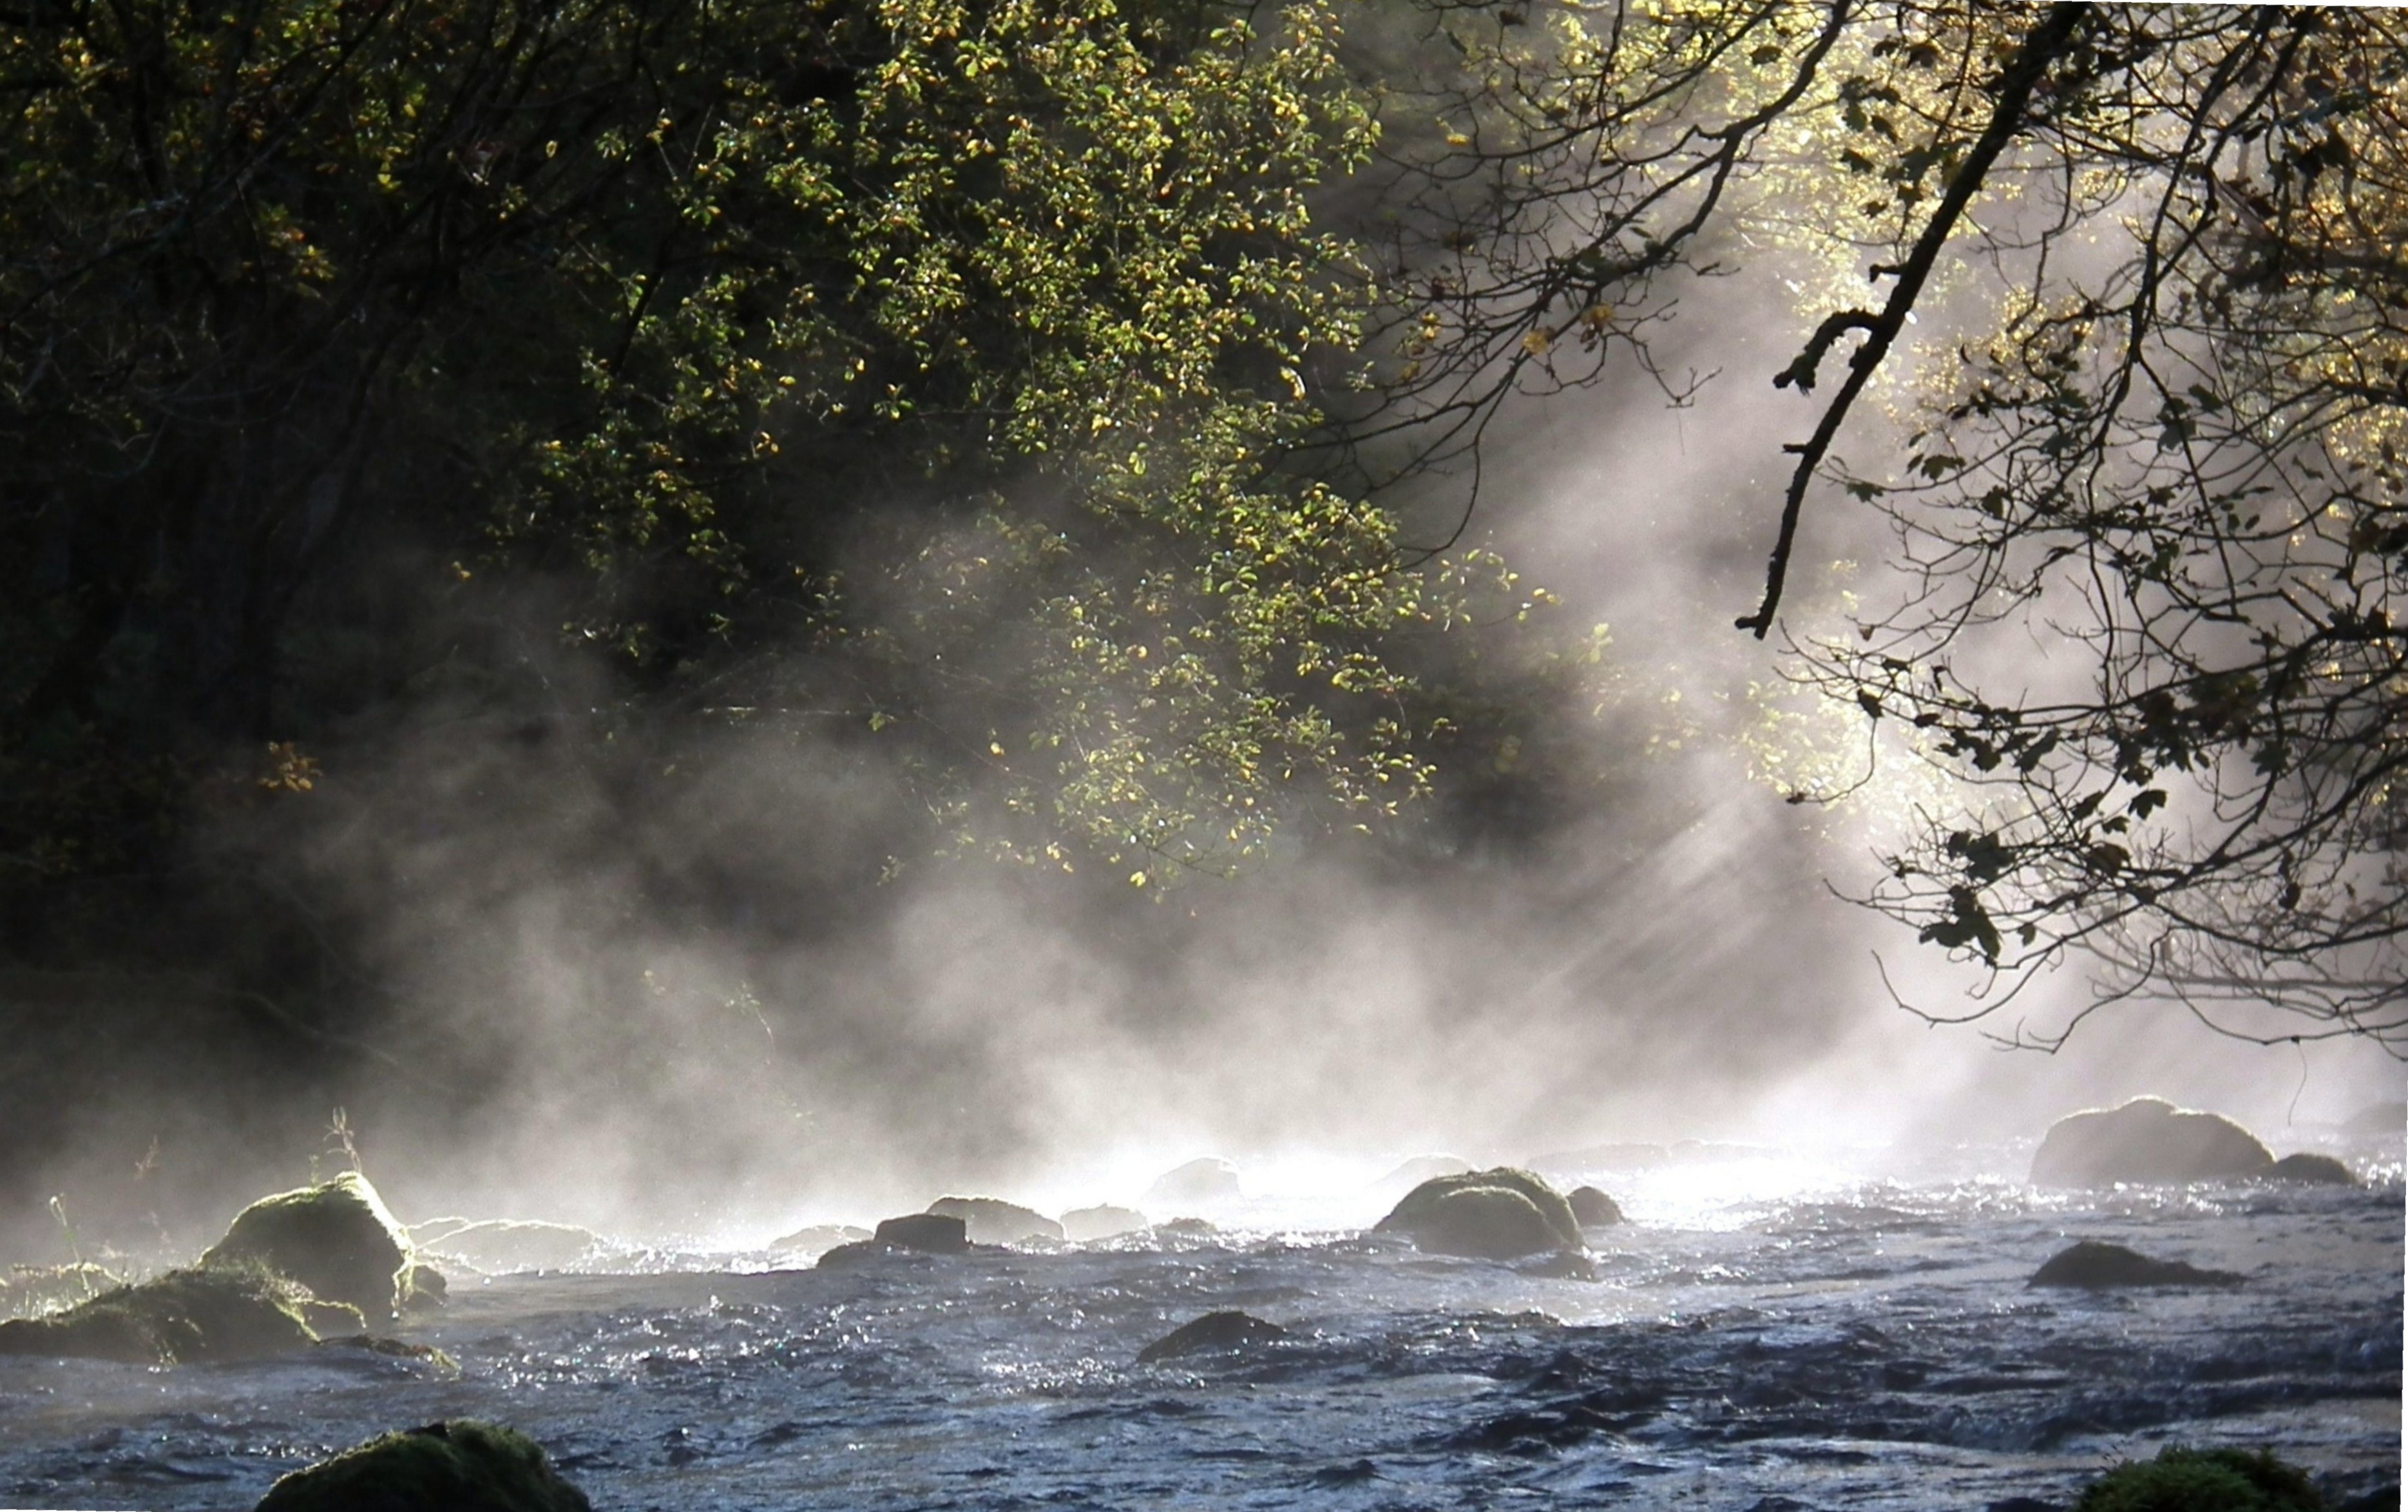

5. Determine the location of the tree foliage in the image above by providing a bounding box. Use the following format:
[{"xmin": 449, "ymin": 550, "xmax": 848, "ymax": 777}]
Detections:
[
  {"xmin": 1359, "ymin": 1, "xmax": 2407, "ymax": 1046},
  {"xmin": 0, "ymin": 0, "xmax": 1536, "ymax": 964}
]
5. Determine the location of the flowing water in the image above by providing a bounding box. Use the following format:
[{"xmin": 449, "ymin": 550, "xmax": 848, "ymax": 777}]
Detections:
[{"xmin": 2, "ymin": 1143, "xmax": 2399, "ymax": 1511}]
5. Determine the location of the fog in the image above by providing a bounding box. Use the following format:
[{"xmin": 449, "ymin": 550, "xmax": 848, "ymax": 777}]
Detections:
[{"xmin": 5, "ymin": 250, "xmax": 2398, "ymax": 1273}]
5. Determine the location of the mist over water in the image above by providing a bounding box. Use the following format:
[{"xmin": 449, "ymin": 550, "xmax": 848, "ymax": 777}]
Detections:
[{"xmin": 5, "ymin": 249, "xmax": 2394, "ymax": 1274}]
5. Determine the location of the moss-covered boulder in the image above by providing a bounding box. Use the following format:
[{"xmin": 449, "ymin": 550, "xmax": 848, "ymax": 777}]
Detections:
[
  {"xmin": 1375, "ymin": 1167, "xmax": 1581, "ymax": 1259},
  {"xmin": 2030, "ymin": 1240, "xmax": 2244, "ymax": 1289},
  {"xmin": 254, "ymin": 1421, "xmax": 592, "ymax": 1512},
  {"xmin": 2031, "ymin": 1098, "xmax": 2273, "ymax": 1186},
  {"xmin": 0, "ymin": 1265, "xmax": 322, "ymax": 1364},
  {"xmin": 926, "ymin": 1196, "xmax": 1063, "ymax": 1244},
  {"xmin": 2073, "ymin": 1446, "xmax": 2321, "ymax": 1512},
  {"xmin": 202, "ymin": 1172, "xmax": 414, "ymax": 1317}
]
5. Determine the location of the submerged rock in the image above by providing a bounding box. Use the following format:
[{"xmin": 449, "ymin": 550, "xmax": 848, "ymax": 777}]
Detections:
[
  {"xmin": 2264, "ymin": 1152, "xmax": 2356, "ymax": 1185},
  {"xmin": 2071, "ymin": 1445, "xmax": 2319, "ymax": 1512},
  {"xmin": 254, "ymin": 1419, "xmax": 592, "ymax": 1512},
  {"xmin": 1568, "ymin": 1186, "xmax": 1624, "ymax": 1227},
  {"xmin": 2029, "ymin": 1098, "xmax": 2273, "ymax": 1186},
  {"xmin": 2029, "ymin": 1240, "xmax": 2243, "ymax": 1289},
  {"xmin": 414, "ymin": 1218, "xmax": 602, "ymax": 1274},
  {"xmin": 1061, "ymin": 1205, "xmax": 1149, "ymax": 1242},
  {"xmin": 1375, "ymin": 1167, "xmax": 1581, "ymax": 1259},
  {"xmin": 1146, "ymin": 1158, "xmax": 1242, "ymax": 1207},
  {"xmin": 1136, "ymin": 1310, "xmax": 1287, "ymax": 1364},
  {"xmin": 201, "ymin": 1172, "xmax": 415, "ymax": 1316},
  {"xmin": 0, "ymin": 1265, "xmax": 322, "ymax": 1364},
  {"xmin": 927, "ymin": 1196, "xmax": 1063, "ymax": 1245}
]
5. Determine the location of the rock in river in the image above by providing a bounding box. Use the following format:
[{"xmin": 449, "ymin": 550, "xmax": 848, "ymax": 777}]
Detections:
[
  {"xmin": 1061, "ymin": 1205, "xmax": 1149, "ymax": 1242},
  {"xmin": 817, "ymin": 1212, "xmax": 970, "ymax": 1265},
  {"xmin": 1375, "ymin": 1167, "xmax": 1581, "ymax": 1259},
  {"xmin": 254, "ymin": 1420, "xmax": 592, "ymax": 1512},
  {"xmin": 2264, "ymin": 1152, "xmax": 2356, "ymax": 1185},
  {"xmin": 1569, "ymin": 1185, "xmax": 1624, "ymax": 1227},
  {"xmin": 927, "ymin": 1196, "xmax": 1063, "ymax": 1244},
  {"xmin": 2029, "ymin": 1240, "xmax": 2242, "ymax": 1289},
  {"xmin": 0, "ymin": 1266, "xmax": 321, "ymax": 1364},
  {"xmin": 200, "ymin": 1172, "xmax": 417, "ymax": 1316},
  {"xmin": 2029, "ymin": 1097, "xmax": 2272, "ymax": 1186},
  {"xmin": 1146, "ymin": 1158, "xmax": 1243, "ymax": 1207},
  {"xmin": 1137, "ymin": 1310, "xmax": 1287, "ymax": 1364}
]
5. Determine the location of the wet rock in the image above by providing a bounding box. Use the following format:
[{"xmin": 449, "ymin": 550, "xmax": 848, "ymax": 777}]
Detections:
[
  {"xmin": 1568, "ymin": 1185, "xmax": 1624, "ymax": 1227},
  {"xmin": 1156, "ymin": 1216, "xmax": 1216, "ymax": 1238},
  {"xmin": 927, "ymin": 1196, "xmax": 1063, "ymax": 1244},
  {"xmin": 1061, "ymin": 1205, "xmax": 1149, "ymax": 1242},
  {"xmin": 1136, "ymin": 1309, "xmax": 1287, "ymax": 1364},
  {"xmin": 767, "ymin": 1223, "xmax": 871, "ymax": 1256},
  {"xmin": 2070, "ymin": 1445, "xmax": 2318, "ymax": 1512},
  {"xmin": 1146, "ymin": 1158, "xmax": 1242, "ymax": 1207},
  {"xmin": 399, "ymin": 1263, "xmax": 447, "ymax": 1312},
  {"xmin": 1375, "ymin": 1154, "xmax": 1473, "ymax": 1189},
  {"xmin": 200, "ymin": 1172, "xmax": 414, "ymax": 1316},
  {"xmin": 2029, "ymin": 1240, "xmax": 2243, "ymax": 1289},
  {"xmin": 414, "ymin": 1218, "xmax": 602, "ymax": 1274},
  {"xmin": 2029, "ymin": 1097, "xmax": 2273, "ymax": 1186},
  {"xmin": 1375, "ymin": 1167, "xmax": 1582, "ymax": 1259},
  {"xmin": 816, "ymin": 1212, "xmax": 969, "ymax": 1266},
  {"xmin": 878, "ymin": 1212, "xmax": 969, "ymax": 1252},
  {"xmin": 254, "ymin": 1419, "xmax": 592, "ymax": 1512},
  {"xmin": 0, "ymin": 1265, "xmax": 322, "ymax": 1364},
  {"xmin": 2264, "ymin": 1152, "xmax": 2356, "ymax": 1185}
]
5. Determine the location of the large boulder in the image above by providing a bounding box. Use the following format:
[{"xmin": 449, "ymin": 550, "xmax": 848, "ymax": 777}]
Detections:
[
  {"xmin": 254, "ymin": 1420, "xmax": 592, "ymax": 1512},
  {"xmin": 1374, "ymin": 1167, "xmax": 1581, "ymax": 1259},
  {"xmin": 0, "ymin": 1265, "xmax": 320, "ymax": 1364},
  {"xmin": 1146, "ymin": 1158, "xmax": 1242, "ymax": 1207},
  {"xmin": 2029, "ymin": 1098, "xmax": 2273, "ymax": 1186},
  {"xmin": 1136, "ymin": 1310, "xmax": 1287, "ymax": 1364},
  {"xmin": 2029, "ymin": 1240, "xmax": 2243, "ymax": 1289},
  {"xmin": 202, "ymin": 1172, "xmax": 414, "ymax": 1316},
  {"xmin": 1061, "ymin": 1205, "xmax": 1149, "ymax": 1242},
  {"xmin": 926, "ymin": 1197, "xmax": 1063, "ymax": 1245}
]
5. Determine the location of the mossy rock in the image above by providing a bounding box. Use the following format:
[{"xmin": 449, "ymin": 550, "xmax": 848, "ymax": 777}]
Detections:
[
  {"xmin": 0, "ymin": 1265, "xmax": 318, "ymax": 1364},
  {"xmin": 255, "ymin": 1421, "xmax": 592, "ymax": 1512},
  {"xmin": 1375, "ymin": 1167, "xmax": 1581, "ymax": 1258},
  {"xmin": 202, "ymin": 1172, "xmax": 412, "ymax": 1317},
  {"xmin": 2074, "ymin": 1446, "xmax": 2322, "ymax": 1512}
]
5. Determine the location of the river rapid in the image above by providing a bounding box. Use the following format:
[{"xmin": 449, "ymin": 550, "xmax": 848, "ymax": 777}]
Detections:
[{"xmin": 1, "ymin": 1141, "xmax": 2400, "ymax": 1511}]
